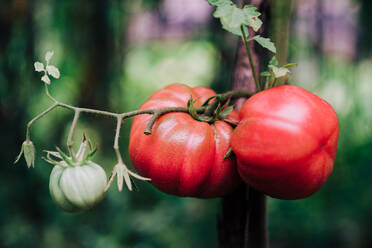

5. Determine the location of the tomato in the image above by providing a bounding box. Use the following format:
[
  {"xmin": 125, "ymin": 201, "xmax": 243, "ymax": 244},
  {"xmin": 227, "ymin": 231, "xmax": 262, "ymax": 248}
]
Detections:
[
  {"xmin": 231, "ymin": 85, "xmax": 339, "ymax": 200},
  {"xmin": 129, "ymin": 84, "xmax": 241, "ymax": 198},
  {"xmin": 49, "ymin": 161, "xmax": 107, "ymax": 212}
]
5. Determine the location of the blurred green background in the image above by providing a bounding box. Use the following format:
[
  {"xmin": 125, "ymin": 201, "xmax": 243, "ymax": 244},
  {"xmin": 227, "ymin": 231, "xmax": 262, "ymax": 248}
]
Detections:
[{"xmin": 1, "ymin": 0, "xmax": 372, "ymax": 247}]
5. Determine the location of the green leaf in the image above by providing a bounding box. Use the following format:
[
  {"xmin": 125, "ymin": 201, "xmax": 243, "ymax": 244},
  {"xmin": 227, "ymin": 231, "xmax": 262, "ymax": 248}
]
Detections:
[
  {"xmin": 268, "ymin": 56, "xmax": 279, "ymax": 66},
  {"xmin": 219, "ymin": 106, "xmax": 234, "ymax": 119},
  {"xmin": 212, "ymin": 1, "xmax": 262, "ymax": 36},
  {"xmin": 213, "ymin": 103, "xmax": 222, "ymax": 117},
  {"xmin": 201, "ymin": 95, "xmax": 217, "ymax": 107},
  {"xmin": 268, "ymin": 65, "xmax": 290, "ymax": 86},
  {"xmin": 45, "ymin": 51, "xmax": 54, "ymax": 63},
  {"xmin": 86, "ymin": 147, "xmax": 97, "ymax": 161},
  {"xmin": 260, "ymin": 71, "xmax": 271, "ymax": 77},
  {"xmin": 41, "ymin": 74, "xmax": 51, "ymax": 85},
  {"xmin": 283, "ymin": 63, "xmax": 298, "ymax": 68},
  {"xmin": 252, "ymin": 35, "xmax": 276, "ymax": 53},
  {"xmin": 221, "ymin": 20, "xmax": 248, "ymax": 36},
  {"xmin": 270, "ymin": 66, "xmax": 290, "ymax": 78},
  {"xmin": 187, "ymin": 97, "xmax": 202, "ymax": 121},
  {"xmin": 55, "ymin": 147, "xmax": 74, "ymax": 167},
  {"xmin": 207, "ymin": 0, "xmax": 230, "ymax": 7},
  {"xmin": 34, "ymin": 62, "xmax": 44, "ymax": 72},
  {"xmin": 46, "ymin": 65, "xmax": 60, "ymax": 79},
  {"xmin": 242, "ymin": 5, "xmax": 262, "ymax": 32}
]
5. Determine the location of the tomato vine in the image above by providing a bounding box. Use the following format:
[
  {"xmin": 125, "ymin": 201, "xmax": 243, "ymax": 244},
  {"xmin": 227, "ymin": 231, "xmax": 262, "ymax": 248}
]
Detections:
[{"xmin": 14, "ymin": 0, "xmax": 298, "ymax": 212}]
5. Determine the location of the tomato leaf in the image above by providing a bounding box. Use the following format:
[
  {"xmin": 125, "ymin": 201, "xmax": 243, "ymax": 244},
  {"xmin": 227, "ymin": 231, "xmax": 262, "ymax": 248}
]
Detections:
[
  {"xmin": 207, "ymin": 0, "xmax": 230, "ymax": 6},
  {"xmin": 41, "ymin": 75, "xmax": 51, "ymax": 85},
  {"xmin": 209, "ymin": 0, "xmax": 262, "ymax": 37},
  {"xmin": 260, "ymin": 71, "xmax": 271, "ymax": 77},
  {"xmin": 34, "ymin": 62, "xmax": 44, "ymax": 72},
  {"xmin": 45, "ymin": 51, "xmax": 54, "ymax": 63},
  {"xmin": 201, "ymin": 95, "xmax": 217, "ymax": 107},
  {"xmin": 242, "ymin": 5, "xmax": 262, "ymax": 32},
  {"xmin": 269, "ymin": 56, "xmax": 279, "ymax": 66},
  {"xmin": 188, "ymin": 97, "xmax": 202, "ymax": 121},
  {"xmin": 219, "ymin": 105, "xmax": 234, "ymax": 120},
  {"xmin": 283, "ymin": 63, "xmax": 298, "ymax": 68},
  {"xmin": 46, "ymin": 65, "xmax": 60, "ymax": 79},
  {"xmin": 252, "ymin": 35, "xmax": 276, "ymax": 53},
  {"xmin": 268, "ymin": 65, "xmax": 290, "ymax": 86}
]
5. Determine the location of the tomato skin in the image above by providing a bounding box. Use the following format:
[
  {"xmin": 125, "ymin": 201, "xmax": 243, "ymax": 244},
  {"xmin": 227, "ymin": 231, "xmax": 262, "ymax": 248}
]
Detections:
[
  {"xmin": 231, "ymin": 85, "xmax": 339, "ymax": 200},
  {"xmin": 129, "ymin": 84, "xmax": 240, "ymax": 198}
]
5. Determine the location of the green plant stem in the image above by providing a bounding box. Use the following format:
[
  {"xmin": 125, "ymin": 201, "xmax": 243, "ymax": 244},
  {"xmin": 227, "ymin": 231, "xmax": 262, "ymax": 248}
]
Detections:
[
  {"xmin": 240, "ymin": 26, "xmax": 260, "ymax": 91},
  {"xmin": 143, "ymin": 107, "xmax": 191, "ymax": 134},
  {"xmin": 113, "ymin": 116, "xmax": 124, "ymax": 163},
  {"xmin": 26, "ymin": 102, "xmax": 59, "ymax": 141},
  {"xmin": 67, "ymin": 110, "xmax": 80, "ymax": 161},
  {"xmin": 30, "ymin": 86, "xmax": 253, "ymax": 142},
  {"xmin": 105, "ymin": 116, "xmax": 151, "ymax": 192}
]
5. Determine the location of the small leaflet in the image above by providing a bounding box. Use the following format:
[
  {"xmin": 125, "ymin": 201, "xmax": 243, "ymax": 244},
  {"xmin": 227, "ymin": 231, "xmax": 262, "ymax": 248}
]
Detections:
[
  {"xmin": 253, "ymin": 36, "xmax": 276, "ymax": 53},
  {"xmin": 41, "ymin": 74, "xmax": 51, "ymax": 85},
  {"xmin": 34, "ymin": 62, "xmax": 44, "ymax": 72},
  {"xmin": 46, "ymin": 65, "xmax": 60, "ymax": 79},
  {"xmin": 45, "ymin": 51, "xmax": 54, "ymax": 63}
]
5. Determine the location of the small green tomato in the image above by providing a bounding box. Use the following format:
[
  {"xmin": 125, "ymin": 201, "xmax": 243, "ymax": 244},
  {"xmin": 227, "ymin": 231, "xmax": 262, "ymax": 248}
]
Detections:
[{"xmin": 49, "ymin": 161, "xmax": 107, "ymax": 213}]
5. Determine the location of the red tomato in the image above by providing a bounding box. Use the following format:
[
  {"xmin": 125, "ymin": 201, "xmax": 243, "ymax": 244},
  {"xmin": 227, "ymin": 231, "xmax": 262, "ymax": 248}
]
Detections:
[
  {"xmin": 231, "ymin": 85, "xmax": 339, "ymax": 200},
  {"xmin": 129, "ymin": 84, "xmax": 241, "ymax": 198}
]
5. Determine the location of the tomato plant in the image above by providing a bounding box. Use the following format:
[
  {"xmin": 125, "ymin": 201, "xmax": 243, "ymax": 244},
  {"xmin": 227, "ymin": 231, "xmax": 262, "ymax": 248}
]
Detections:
[
  {"xmin": 231, "ymin": 85, "xmax": 339, "ymax": 200},
  {"xmin": 129, "ymin": 84, "xmax": 241, "ymax": 198}
]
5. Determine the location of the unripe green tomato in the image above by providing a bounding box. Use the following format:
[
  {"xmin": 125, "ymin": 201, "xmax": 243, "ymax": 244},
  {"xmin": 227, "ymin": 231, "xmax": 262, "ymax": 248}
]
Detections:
[{"xmin": 49, "ymin": 162, "xmax": 107, "ymax": 213}]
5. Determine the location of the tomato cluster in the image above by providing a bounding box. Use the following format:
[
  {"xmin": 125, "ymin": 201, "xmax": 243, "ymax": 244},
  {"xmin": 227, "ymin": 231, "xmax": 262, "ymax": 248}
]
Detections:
[{"xmin": 129, "ymin": 84, "xmax": 339, "ymax": 200}]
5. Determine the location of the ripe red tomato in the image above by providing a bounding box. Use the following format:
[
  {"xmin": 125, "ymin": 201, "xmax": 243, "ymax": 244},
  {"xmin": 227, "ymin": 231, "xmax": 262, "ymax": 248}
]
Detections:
[
  {"xmin": 129, "ymin": 84, "xmax": 241, "ymax": 198},
  {"xmin": 231, "ymin": 85, "xmax": 339, "ymax": 200}
]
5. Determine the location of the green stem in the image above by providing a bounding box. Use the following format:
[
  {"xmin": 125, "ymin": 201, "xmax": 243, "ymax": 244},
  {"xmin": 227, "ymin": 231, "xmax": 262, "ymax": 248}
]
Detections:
[
  {"xmin": 26, "ymin": 103, "xmax": 59, "ymax": 141},
  {"xmin": 113, "ymin": 116, "xmax": 124, "ymax": 163},
  {"xmin": 29, "ymin": 86, "xmax": 253, "ymax": 143},
  {"xmin": 241, "ymin": 26, "xmax": 260, "ymax": 92},
  {"xmin": 143, "ymin": 107, "xmax": 191, "ymax": 134},
  {"xmin": 67, "ymin": 110, "xmax": 80, "ymax": 161}
]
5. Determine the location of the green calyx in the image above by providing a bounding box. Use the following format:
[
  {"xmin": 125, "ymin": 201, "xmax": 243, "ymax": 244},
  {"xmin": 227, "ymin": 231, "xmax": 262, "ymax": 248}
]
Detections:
[
  {"xmin": 14, "ymin": 140, "xmax": 36, "ymax": 168},
  {"xmin": 42, "ymin": 137, "xmax": 97, "ymax": 168},
  {"xmin": 187, "ymin": 95, "xmax": 235, "ymax": 124}
]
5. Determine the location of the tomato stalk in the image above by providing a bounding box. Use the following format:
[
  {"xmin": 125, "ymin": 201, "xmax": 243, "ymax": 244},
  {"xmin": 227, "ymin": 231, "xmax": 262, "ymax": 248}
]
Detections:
[
  {"xmin": 66, "ymin": 110, "xmax": 80, "ymax": 162},
  {"xmin": 240, "ymin": 25, "xmax": 261, "ymax": 92},
  {"xmin": 105, "ymin": 116, "xmax": 150, "ymax": 192}
]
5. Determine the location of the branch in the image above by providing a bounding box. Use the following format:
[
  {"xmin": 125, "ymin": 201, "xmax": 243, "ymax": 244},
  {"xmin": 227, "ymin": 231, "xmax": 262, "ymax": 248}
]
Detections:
[
  {"xmin": 241, "ymin": 26, "xmax": 260, "ymax": 91},
  {"xmin": 105, "ymin": 116, "xmax": 151, "ymax": 192},
  {"xmin": 27, "ymin": 85, "xmax": 253, "ymax": 139},
  {"xmin": 26, "ymin": 103, "xmax": 59, "ymax": 141},
  {"xmin": 67, "ymin": 110, "xmax": 80, "ymax": 161}
]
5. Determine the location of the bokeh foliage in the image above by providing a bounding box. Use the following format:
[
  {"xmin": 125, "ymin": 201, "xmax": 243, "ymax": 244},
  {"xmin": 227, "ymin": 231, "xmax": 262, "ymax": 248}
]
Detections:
[{"xmin": 1, "ymin": 0, "xmax": 371, "ymax": 247}]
